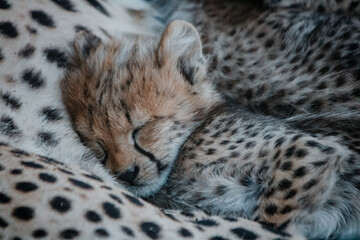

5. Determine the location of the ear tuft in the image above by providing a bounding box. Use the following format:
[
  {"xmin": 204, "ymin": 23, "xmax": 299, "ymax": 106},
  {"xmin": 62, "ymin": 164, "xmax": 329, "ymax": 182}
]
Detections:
[
  {"xmin": 157, "ymin": 20, "xmax": 205, "ymax": 85},
  {"xmin": 72, "ymin": 31, "xmax": 101, "ymax": 58}
]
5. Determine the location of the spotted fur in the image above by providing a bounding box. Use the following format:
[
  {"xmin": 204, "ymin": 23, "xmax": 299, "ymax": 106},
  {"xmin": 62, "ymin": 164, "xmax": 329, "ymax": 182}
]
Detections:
[{"xmin": 62, "ymin": 4, "xmax": 360, "ymax": 239}]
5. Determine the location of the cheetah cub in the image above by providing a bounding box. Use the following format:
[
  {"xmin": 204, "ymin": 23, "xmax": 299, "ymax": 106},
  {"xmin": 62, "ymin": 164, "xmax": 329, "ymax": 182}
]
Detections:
[{"xmin": 62, "ymin": 21, "xmax": 360, "ymax": 239}]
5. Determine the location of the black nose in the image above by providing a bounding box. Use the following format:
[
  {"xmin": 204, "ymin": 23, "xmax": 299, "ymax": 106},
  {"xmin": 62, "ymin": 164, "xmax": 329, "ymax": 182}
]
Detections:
[{"xmin": 117, "ymin": 166, "xmax": 139, "ymax": 185}]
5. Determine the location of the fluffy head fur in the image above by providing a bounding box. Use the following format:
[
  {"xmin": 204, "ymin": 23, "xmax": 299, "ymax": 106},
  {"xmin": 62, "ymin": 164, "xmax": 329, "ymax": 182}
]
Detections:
[{"xmin": 61, "ymin": 20, "xmax": 221, "ymax": 196}]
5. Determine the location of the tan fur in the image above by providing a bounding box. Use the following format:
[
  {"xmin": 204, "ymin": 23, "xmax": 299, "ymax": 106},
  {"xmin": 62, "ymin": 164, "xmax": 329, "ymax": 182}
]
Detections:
[{"xmin": 61, "ymin": 21, "xmax": 222, "ymax": 196}]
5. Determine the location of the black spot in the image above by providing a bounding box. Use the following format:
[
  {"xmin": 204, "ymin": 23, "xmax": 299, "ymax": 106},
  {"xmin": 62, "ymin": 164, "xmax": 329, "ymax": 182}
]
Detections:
[
  {"xmin": 85, "ymin": 0, "xmax": 109, "ymax": 16},
  {"xmin": 285, "ymin": 146, "xmax": 296, "ymax": 158},
  {"xmin": 293, "ymin": 166, "xmax": 307, "ymax": 178},
  {"xmin": 195, "ymin": 219, "xmax": 218, "ymax": 226},
  {"xmin": 1, "ymin": 92, "xmax": 22, "ymax": 110},
  {"xmin": 0, "ymin": 215, "xmax": 8, "ymax": 228},
  {"xmin": 214, "ymin": 185, "xmax": 227, "ymax": 196},
  {"xmin": 0, "ymin": 192, "xmax": 11, "ymax": 203},
  {"xmin": 206, "ymin": 148, "xmax": 216, "ymax": 155},
  {"xmin": 280, "ymin": 162, "xmax": 292, "ymax": 171},
  {"xmin": 15, "ymin": 182, "xmax": 38, "ymax": 192},
  {"xmin": 59, "ymin": 229, "xmax": 79, "ymax": 239},
  {"xmin": 245, "ymin": 141, "xmax": 256, "ymax": 149},
  {"xmin": 41, "ymin": 107, "xmax": 63, "ymax": 122},
  {"xmin": 102, "ymin": 202, "xmax": 121, "ymax": 219},
  {"xmin": 264, "ymin": 188, "xmax": 275, "ymax": 198},
  {"xmin": 85, "ymin": 210, "xmax": 102, "ymax": 223},
  {"xmin": 30, "ymin": 10, "xmax": 55, "ymax": 28},
  {"xmin": 108, "ymin": 194, "xmax": 123, "ymax": 205},
  {"xmin": 303, "ymin": 179, "xmax": 318, "ymax": 191},
  {"xmin": 50, "ymin": 196, "xmax": 71, "ymax": 213},
  {"xmin": 140, "ymin": 222, "xmax": 161, "ymax": 239},
  {"xmin": 0, "ymin": 115, "xmax": 21, "ymax": 137},
  {"xmin": 231, "ymin": 228, "xmax": 258, "ymax": 240},
  {"xmin": 18, "ymin": 44, "xmax": 35, "ymax": 58},
  {"xmin": 50, "ymin": 0, "xmax": 76, "ymax": 11},
  {"xmin": 11, "ymin": 169, "xmax": 22, "ymax": 175},
  {"xmin": 121, "ymin": 226, "xmax": 134, "ymax": 237},
  {"xmin": 278, "ymin": 179, "xmax": 292, "ymax": 190},
  {"xmin": 21, "ymin": 69, "xmax": 45, "ymax": 88},
  {"xmin": 306, "ymin": 141, "xmax": 335, "ymax": 154},
  {"xmin": 178, "ymin": 228, "xmax": 192, "ymax": 237},
  {"xmin": 37, "ymin": 131, "xmax": 59, "ymax": 147},
  {"xmin": 275, "ymin": 137, "xmax": 285, "ymax": 148},
  {"xmin": 284, "ymin": 189, "xmax": 297, "ymax": 200},
  {"xmin": 33, "ymin": 229, "xmax": 47, "ymax": 238},
  {"xmin": 123, "ymin": 193, "xmax": 143, "ymax": 206},
  {"xmin": 12, "ymin": 206, "xmax": 34, "ymax": 220},
  {"xmin": 0, "ymin": 21, "xmax": 18, "ymax": 38},
  {"xmin": 0, "ymin": 49, "xmax": 3, "ymax": 61},
  {"xmin": 280, "ymin": 205, "xmax": 293, "ymax": 214},
  {"xmin": 44, "ymin": 48, "xmax": 68, "ymax": 68},
  {"xmin": 0, "ymin": 0, "xmax": 10, "ymax": 9},
  {"xmin": 295, "ymin": 149, "xmax": 307, "ymax": 158},
  {"xmin": 95, "ymin": 228, "xmax": 109, "ymax": 237},
  {"xmin": 69, "ymin": 178, "xmax": 93, "ymax": 189},
  {"xmin": 273, "ymin": 150, "xmax": 281, "ymax": 160},
  {"xmin": 265, "ymin": 204, "xmax": 278, "ymax": 215},
  {"xmin": 39, "ymin": 173, "xmax": 57, "ymax": 183},
  {"xmin": 265, "ymin": 39, "xmax": 274, "ymax": 48}
]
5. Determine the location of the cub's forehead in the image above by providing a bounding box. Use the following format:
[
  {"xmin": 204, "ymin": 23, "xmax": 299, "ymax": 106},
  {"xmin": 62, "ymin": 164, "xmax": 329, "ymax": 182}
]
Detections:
[{"xmin": 102, "ymin": 34, "xmax": 159, "ymax": 66}]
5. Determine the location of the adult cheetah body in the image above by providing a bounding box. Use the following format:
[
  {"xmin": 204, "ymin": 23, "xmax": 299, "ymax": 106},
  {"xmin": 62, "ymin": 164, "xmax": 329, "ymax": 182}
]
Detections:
[{"xmin": 0, "ymin": 0, "xmax": 360, "ymax": 240}]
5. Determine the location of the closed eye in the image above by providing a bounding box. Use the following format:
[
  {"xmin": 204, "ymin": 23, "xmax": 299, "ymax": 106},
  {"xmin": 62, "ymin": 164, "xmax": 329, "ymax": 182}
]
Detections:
[{"xmin": 132, "ymin": 128, "xmax": 168, "ymax": 173}]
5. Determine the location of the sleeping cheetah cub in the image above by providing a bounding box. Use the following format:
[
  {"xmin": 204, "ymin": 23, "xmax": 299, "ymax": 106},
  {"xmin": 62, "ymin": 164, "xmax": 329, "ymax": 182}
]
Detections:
[{"xmin": 61, "ymin": 21, "xmax": 360, "ymax": 239}]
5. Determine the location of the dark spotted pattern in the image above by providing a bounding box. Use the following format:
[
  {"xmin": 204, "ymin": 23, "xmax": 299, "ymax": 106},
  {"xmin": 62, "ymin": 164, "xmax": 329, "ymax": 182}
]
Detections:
[
  {"xmin": 12, "ymin": 206, "xmax": 34, "ymax": 221},
  {"xmin": 41, "ymin": 107, "xmax": 63, "ymax": 122},
  {"xmin": 140, "ymin": 222, "xmax": 161, "ymax": 239},
  {"xmin": 44, "ymin": 48, "xmax": 68, "ymax": 68},
  {"xmin": 102, "ymin": 202, "xmax": 121, "ymax": 219},
  {"xmin": 39, "ymin": 172, "xmax": 57, "ymax": 183},
  {"xmin": 30, "ymin": 10, "xmax": 55, "ymax": 28},
  {"xmin": 18, "ymin": 44, "xmax": 35, "ymax": 58},
  {"xmin": 0, "ymin": 92, "xmax": 21, "ymax": 110},
  {"xmin": 0, "ymin": 0, "xmax": 10, "ymax": 9},
  {"xmin": 85, "ymin": 0, "xmax": 109, "ymax": 16},
  {"xmin": 85, "ymin": 210, "xmax": 102, "ymax": 223},
  {"xmin": 32, "ymin": 229, "xmax": 47, "ymax": 238},
  {"xmin": 21, "ymin": 69, "xmax": 45, "ymax": 89},
  {"xmin": 0, "ymin": 21, "xmax": 18, "ymax": 38},
  {"xmin": 37, "ymin": 131, "xmax": 59, "ymax": 147},
  {"xmin": 15, "ymin": 182, "xmax": 38, "ymax": 192},
  {"xmin": 0, "ymin": 116, "xmax": 21, "ymax": 137},
  {"xmin": 50, "ymin": 0, "xmax": 76, "ymax": 12},
  {"xmin": 59, "ymin": 229, "xmax": 79, "ymax": 239},
  {"xmin": 50, "ymin": 196, "xmax": 71, "ymax": 213}
]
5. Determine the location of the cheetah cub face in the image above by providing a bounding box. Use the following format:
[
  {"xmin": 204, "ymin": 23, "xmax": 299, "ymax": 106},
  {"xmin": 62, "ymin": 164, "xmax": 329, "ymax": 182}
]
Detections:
[{"xmin": 61, "ymin": 21, "xmax": 221, "ymax": 196}]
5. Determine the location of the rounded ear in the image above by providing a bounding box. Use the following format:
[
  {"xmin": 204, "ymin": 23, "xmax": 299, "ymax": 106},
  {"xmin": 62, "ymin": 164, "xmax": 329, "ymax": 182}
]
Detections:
[
  {"xmin": 72, "ymin": 31, "xmax": 102, "ymax": 59},
  {"xmin": 156, "ymin": 20, "xmax": 206, "ymax": 85}
]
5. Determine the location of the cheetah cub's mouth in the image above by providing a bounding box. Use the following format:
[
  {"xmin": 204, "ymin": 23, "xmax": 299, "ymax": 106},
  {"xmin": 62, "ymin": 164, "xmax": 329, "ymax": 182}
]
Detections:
[{"xmin": 61, "ymin": 20, "xmax": 222, "ymax": 197}]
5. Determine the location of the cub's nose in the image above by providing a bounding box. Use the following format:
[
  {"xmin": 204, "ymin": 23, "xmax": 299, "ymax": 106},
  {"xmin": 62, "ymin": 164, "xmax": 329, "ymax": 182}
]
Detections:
[{"xmin": 116, "ymin": 166, "xmax": 140, "ymax": 185}]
